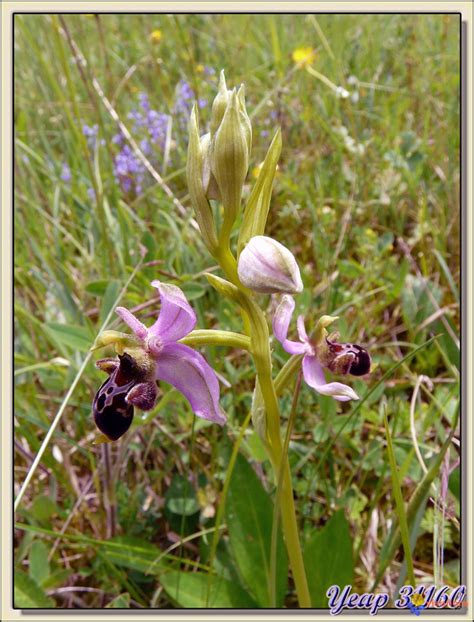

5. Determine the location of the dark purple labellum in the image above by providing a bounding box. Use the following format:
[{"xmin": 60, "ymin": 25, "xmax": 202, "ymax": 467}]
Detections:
[
  {"xmin": 348, "ymin": 344, "xmax": 371, "ymax": 376},
  {"xmin": 92, "ymin": 353, "xmax": 138, "ymax": 441},
  {"xmin": 324, "ymin": 338, "xmax": 371, "ymax": 377}
]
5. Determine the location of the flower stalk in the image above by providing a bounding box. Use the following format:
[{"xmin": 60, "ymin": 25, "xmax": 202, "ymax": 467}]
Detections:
[{"xmin": 210, "ymin": 254, "xmax": 311, "ymax": 607}]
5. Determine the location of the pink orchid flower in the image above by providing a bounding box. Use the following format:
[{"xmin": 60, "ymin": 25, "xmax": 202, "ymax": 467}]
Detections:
[
  {"xmin": 116, "ymin": 281, "xmax": 225, "ymax": 425},
  {"xmin": 273, "ymin": 295, "xmax": 370, "ymax": 402}
]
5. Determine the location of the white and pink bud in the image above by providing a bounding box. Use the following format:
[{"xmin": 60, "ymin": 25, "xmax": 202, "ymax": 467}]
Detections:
[{"xmin": 237, "ymin": 235, "xmax": 303, "ymax": 294}]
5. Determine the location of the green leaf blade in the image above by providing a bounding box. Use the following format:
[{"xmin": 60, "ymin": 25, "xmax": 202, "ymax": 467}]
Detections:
[
  {"xmin": 14, "ymin": 571, "xmax": 55, "ymax": 608},
  {"xmin": 303, "ymin": 509, "xmax": 353, "ymax": 608},
  {"xmin": 160, "ymin": 571, "xmax": 258, "ymax": 608},
  {"xmin": 237, "ymin": 128, "xmax": 281, "ymax": 254},
  {"xmin": 226, "ymin": 454, "xmax": 288, "ymax": 607}
]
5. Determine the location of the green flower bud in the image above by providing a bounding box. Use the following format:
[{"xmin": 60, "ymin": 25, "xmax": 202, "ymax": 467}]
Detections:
[
  {"xmin": 200, "ymin": 133, "xmax": 221, "ymax": 201},
  {"xmin": 236, "ymin": 83, "xmax": 252, "ymax": 156},
  {"xmin": 210, "ymin": 70, "xmax": 232, "ymax": 137},
  {"xmin": 211, "ymin": 88, "xmax": 250, "ymax": 233},
  {"xmin": 186, "ymin": 105, "xmax": 218, "ymax": 253}
]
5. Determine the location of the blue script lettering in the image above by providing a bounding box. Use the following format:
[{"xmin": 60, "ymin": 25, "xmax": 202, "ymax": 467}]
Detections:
[{"xmin": 326, "ymin": 585, "xmax": 389, "ymax": 616}]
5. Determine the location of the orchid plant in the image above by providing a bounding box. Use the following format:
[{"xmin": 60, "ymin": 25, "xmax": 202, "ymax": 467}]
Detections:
[{"xmin": 91, "ymin": 71, "xmax": 371, "ymax": 608}]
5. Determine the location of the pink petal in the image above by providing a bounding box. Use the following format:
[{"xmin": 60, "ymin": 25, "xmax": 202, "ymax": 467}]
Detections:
[
  {"xmin": 302, "ymin": 355, "xmax": 359, "ymax": 402},
  {"xmin": 154, "ymin": 343, "xmax": 226, "ymax": 425},
  {"xmin": 115, "ymin": 307, "xmax": 148, "ymax": 340},
  {"xmin": 148, "ymin": 281, "xmax": 197, "ymax": 344},
  {"xmin": 272, "ymin": 295, "xmax": 307, "ymax": 355},
  {"xmin": 297, "ymin": 314, "xmax": 309, "ymax": 343}
]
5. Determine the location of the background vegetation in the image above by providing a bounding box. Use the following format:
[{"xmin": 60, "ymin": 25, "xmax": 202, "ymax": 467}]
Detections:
[{"xmin": 14, "ymin": 13, "xmax": 461, "ymax": 609}]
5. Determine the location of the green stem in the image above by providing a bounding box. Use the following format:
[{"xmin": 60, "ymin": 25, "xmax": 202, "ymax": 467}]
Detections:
[
  {"xmin": 216, "ymin": 248, "xmax": 310, "ymax": 608},
  {"xmin": 180, "ymin": 329, "xmax": 251, "ymax": 351},
  {"xmin": 248, "ymin": 314, "xmax": 310, "ymax": 606},
  {"xmin": 270, "ymin": 371, "xmax": 303, "ymax": 606},
  {"xmin": 215, "ymin": 242, "xmax": 242, "ymax": 289}
]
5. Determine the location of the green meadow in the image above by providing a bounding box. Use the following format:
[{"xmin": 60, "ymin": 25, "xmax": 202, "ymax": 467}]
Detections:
[{"xmin": 14, "ymin": 13, "xmax": 461, "ymax": 609}]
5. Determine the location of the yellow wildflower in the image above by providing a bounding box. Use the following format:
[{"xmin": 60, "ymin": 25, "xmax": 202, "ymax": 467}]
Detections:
[
  {"xmin": 252, "ymin": 162, "xmax": 263, "ymax": 179},
  {"xmin": 149, "ymin": 29, "xmax": 162, "ymax": 44},
  {"xmin": 292, "ymin": 46, "xmax": 316, "ymax": 67},
  {"xmin": 411, "ymin": 594, "xmax": 425, "ymax": 607}
]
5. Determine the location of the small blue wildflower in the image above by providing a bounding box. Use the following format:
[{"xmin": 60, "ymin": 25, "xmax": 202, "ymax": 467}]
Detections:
[
  {"xmin": 111, "ymin": 92, "xmax": 173, "ymax": 196},
  {"xmin": 82, "ymin": 124, "xmax": 98, "ymax": 137},
  {"xmin": 82, "ymin": 123, "xmax": 100, "ymax": 149},
  {"xmin": 139, "ymin": 138, "xmax": 152, "ymax": 155},
  {"xmin": 60, "ymin": 163, "xmax": 72, "ymax": 183},
  {"xmin": 113, "ymin": 144, "xmax": 146, "ymax": 196},
  {"xmin": 128, "ymin": 110, "xmax": 146, "ymax": 130},
  {"xmin": 174, "ymin": 80, "xmax": 198, "ymax": 128},
  {"xmin": 147, "ymin": 110, "xmax": 170, "ymax": 148},
  {"xmin": 112, "ymin": 132, "xmax": 124, "ymax": 146},
  {"xmin": 138, "ymin": 92, "xmax": 151, "ymax": 113}
]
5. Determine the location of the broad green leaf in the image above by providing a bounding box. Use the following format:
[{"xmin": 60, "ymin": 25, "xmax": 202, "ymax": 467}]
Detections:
[
  {"xmin": 28, "ymin": 540, "xmax": 50, "ymax": 587},
  {"xmin": 303, "ymin": 509, "xmax": 353, "ymax": 608},
  {"xmin": 165, "ymin": 474, "xmax": 200, "ymax": 516},
  {"xmin": 182, "ymin": 282, "xmax": 206, "ymax": 301},
  {"xmin": 226, "ymin": 453, "xmax": 288, "ymax": 607},
  {"xmin": 45, "ymin": 322, "xmax": 93, "ymax": 352},
  {"xmin": 160, "ymin": 571, "xmax": 257, "ymax": 608},
  {"xmin": 30, "ymin": 495, "xmax": 57, "ymax": 524},
  {"xmin": 105, "ymin": 593, "xmax": 131, "ymax": 608},
  {"xmin": 85, "ymin": 280, "xmax": 109, "ymax": 296},
  {"xmin": 14, "ymin": 570, "xmax": 54, "ymax": 608},
  {"xmin": 401, "ymin": 274, "xmax": 442, "ymax": 327},
  {"xmin": 237, "ymin": 128, "xmax": 281, "ymax": 255}
]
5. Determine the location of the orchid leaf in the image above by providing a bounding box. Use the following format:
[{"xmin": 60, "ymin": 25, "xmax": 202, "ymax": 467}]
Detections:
[
  {"xmin": 160, "ymin": 570, "xmax": 258, "ymax": 608},
  {"xmin": 226, "ymin": 453, "xmax": 288, "ymax": 607},
  {"xmin": 303, "ymin": 509, "xmax": 353, "ymax": 607},
  {"xmin": 237, "ymin": 128, "xmax": 281, "ymax": 255}
]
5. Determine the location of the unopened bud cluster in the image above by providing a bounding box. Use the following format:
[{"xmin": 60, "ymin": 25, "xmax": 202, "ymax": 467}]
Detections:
[
  {"xmin": 187, "ymin": 71, "xmax": 306, "ymax": 296},
  {"xmin": 187, "ymin": 71, "xmax": 252, "ymax": 252}
]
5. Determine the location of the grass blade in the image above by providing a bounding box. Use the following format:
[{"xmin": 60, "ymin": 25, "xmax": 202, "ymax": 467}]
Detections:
[{"xmin": 382, "ymin": 399, "xmax": 416, "ymax": 586}]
